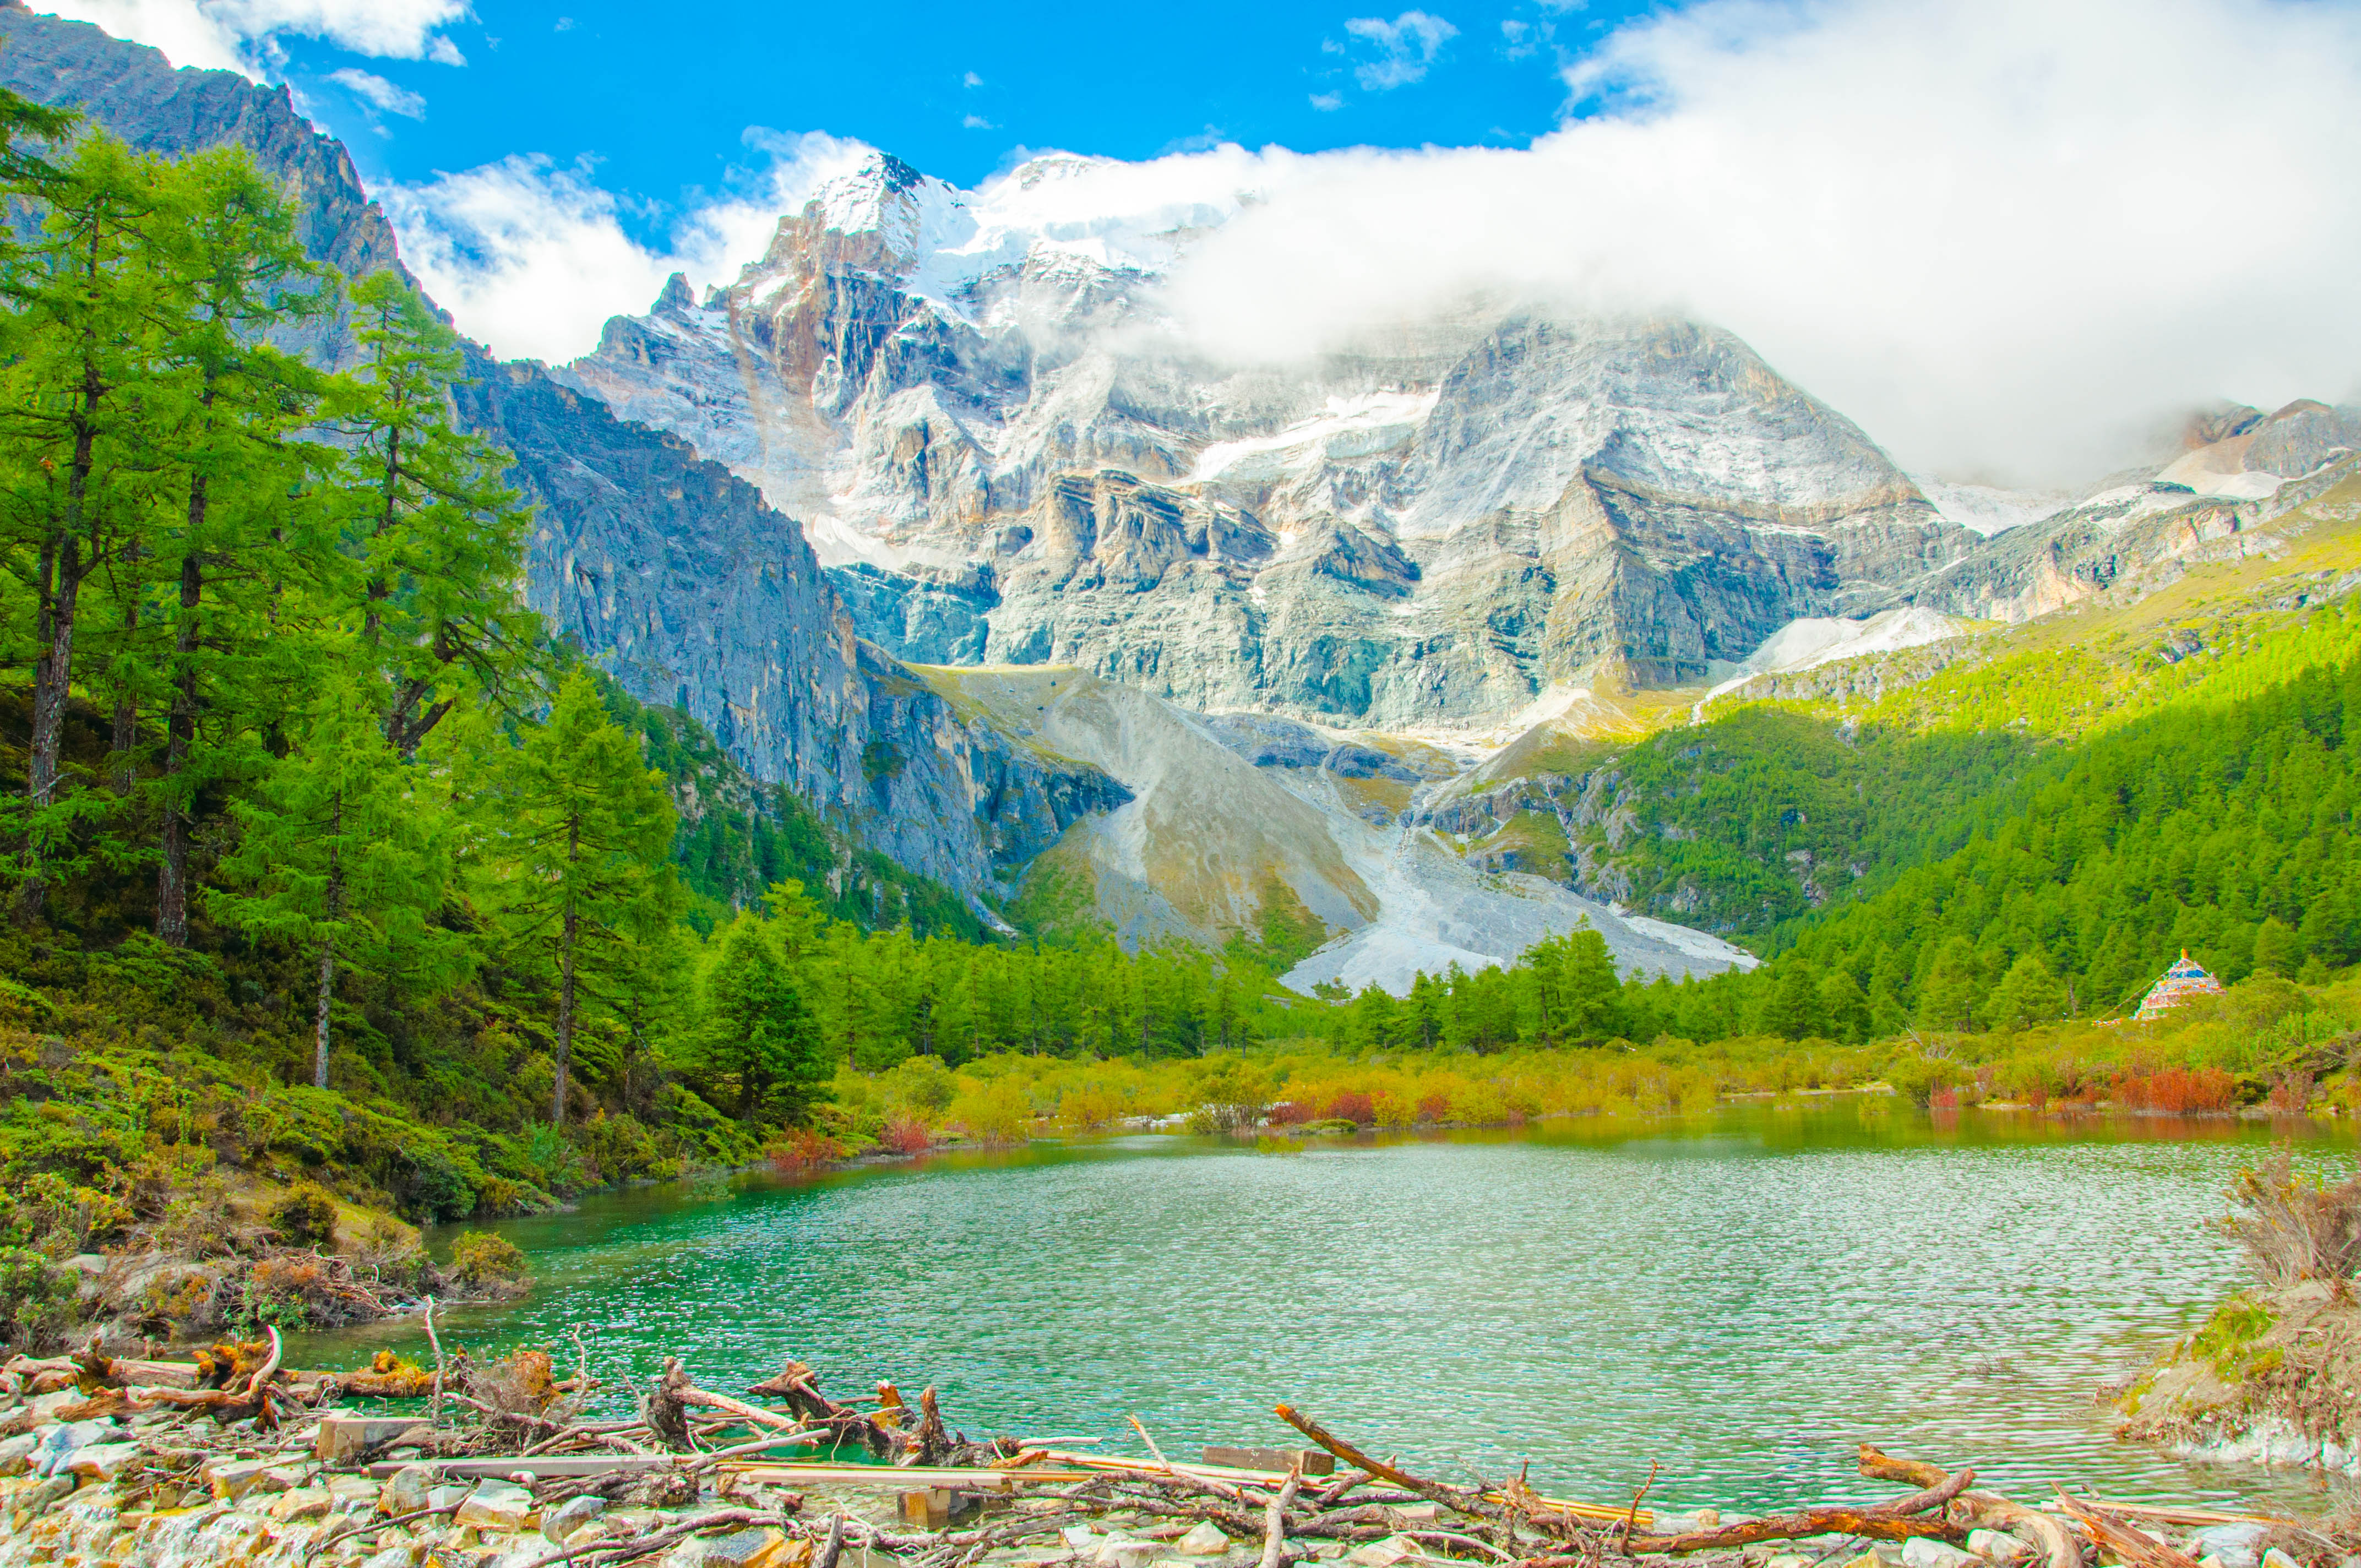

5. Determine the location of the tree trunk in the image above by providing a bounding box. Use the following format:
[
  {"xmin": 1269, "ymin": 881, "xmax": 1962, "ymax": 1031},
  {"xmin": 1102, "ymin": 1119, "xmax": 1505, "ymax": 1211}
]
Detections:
[
  {"xmin": 313, "ymin": 932, "xmax": 335, "ymax": 1090},
  {"xmin": 19, "ymin": 526, "xmax": 81, "ymax": 925},
  {"xmin": 314, "ymin": 797, "xmax": 342, "ymax": 1091},
  {"xmin": 157, "ymin": 526, "xmax": 202, "ymax": 946},
  {"xmin": 23, "ymin": 299, "xmax": 107, "ymax": 924},
  {"xmin": 551, "ymin": 813, "xmax": 580, "ymax": 1126},
  {"xmin": 110, "ymin": 595, "xmax": 137, "ymax": 794}
]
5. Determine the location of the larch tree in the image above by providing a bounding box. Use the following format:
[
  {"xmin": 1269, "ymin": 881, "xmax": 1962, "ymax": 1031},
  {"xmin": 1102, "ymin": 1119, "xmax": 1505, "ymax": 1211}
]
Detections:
[
  {"xmin": 208, "ymin": 683, "xmax": 465, "ymax": 1088},
  {"xmin": 146, "ymin": 150, "xmax": 334, "ymax": 945},
  {"xmin": 482, "ymin": 671, "xmax": 677, "ymax": 1125},
  {"xmin": 702, "ymin": 910, "xmax": 828, "ymax": 1119},
  {"xmin": 0, "ymin": 136, "xmax": 173, "ymax": 920},
  {"xmin": 339, "ymin": 270, "xmax": 537, "ymax": 758}
]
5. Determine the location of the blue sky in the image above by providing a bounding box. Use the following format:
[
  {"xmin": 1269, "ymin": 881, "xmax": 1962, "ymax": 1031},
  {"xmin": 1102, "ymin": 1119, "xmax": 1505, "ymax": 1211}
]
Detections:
[{"xmin": 275, "ymin": 0, "xmax": 1657, "ymax": 252}]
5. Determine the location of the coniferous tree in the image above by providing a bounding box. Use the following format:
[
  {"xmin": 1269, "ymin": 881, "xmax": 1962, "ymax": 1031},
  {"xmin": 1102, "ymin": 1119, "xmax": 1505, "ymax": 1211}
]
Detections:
[
  {"xmin": 146, "ymin": 150, "xmax": 333, "ymax": 944},
  {"xmin": 1764, "ymin": 960, "xmax": 1821, "ymax": 1039},
  {"xmin": 2251, "ymin": 917, "xmax": 2301, "ymax": 978},
  {"xmin": 1981, "ymin": 952, "xmax": 2067, "ymax": 1032},
  {"xmin": 340, "ymin": 270, "xmax": 537, "ymax": 756},
  {"xmin": 1817, "ymin": 967, "xmax": 1871, "ymax": 1043},
  {"xmin": 1, "ymin": 137, "xmax": 173, "ymax": 919},
  {"xmin": 482, "ymin": 671, "xmax": 676, "ymax": 1125},
  {"xmin": 1917, "ymin": 936, "xmax": 1983, "ymax": 1034},
  {"xmin": 209, "ymin": 682, "xmax": 465, "ymax": 1087},
  {"xmin": 703, "ymin": 910, "xmax": 828, "ymax": 1118}
]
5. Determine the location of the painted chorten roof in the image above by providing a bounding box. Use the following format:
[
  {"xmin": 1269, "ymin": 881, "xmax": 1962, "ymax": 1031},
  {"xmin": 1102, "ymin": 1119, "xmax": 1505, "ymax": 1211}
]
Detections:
[{"xmin": 2132, "ymin": 950, "xmax": 2225, "ymax": 1020}]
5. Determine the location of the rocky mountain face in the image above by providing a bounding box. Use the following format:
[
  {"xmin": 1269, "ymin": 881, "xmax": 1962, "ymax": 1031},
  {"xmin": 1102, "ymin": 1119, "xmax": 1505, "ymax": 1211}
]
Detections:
[
  {"xmin": 2, "ymin": 4, "xmax": 1125, "ymax": 907},
  {"xmin": 33, "ymin": 6, "xmax": 2352, "ymax": 985},
  {"xmin": 1908, "ymin": 404, "xmax": 2361, "ymax": 624},
  {"xmin": 557, "ymin": 153, "xmax": 1984, "ymax": 728}
]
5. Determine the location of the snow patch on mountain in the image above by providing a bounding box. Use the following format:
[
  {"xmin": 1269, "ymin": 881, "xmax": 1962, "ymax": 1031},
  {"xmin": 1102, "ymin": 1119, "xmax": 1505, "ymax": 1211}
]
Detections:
[
  {"xmin": 1190, "ymin": 390, "xmax": 1439, "ymax": 483},
  {"xmin": 1701, "ymin": 606, "xmax": 1961, "ymax": 706},
  {"xmin": 1909, "ymin": 473, "xmax": 2071, "ymax": 536}
]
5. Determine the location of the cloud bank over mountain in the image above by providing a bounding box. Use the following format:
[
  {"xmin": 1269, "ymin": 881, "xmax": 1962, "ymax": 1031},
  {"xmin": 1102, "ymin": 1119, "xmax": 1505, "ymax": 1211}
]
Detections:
[
  {"xmin": 290, "ymin": 0, "xmax": 2361, "ymax": 479},
  {"xmin": 1167, "ymin": 0, "xmax": 2361, "ymax": 481},
  {"xmin": 376, "ymin": 138, "xmax": 862, "ymax": 367}
]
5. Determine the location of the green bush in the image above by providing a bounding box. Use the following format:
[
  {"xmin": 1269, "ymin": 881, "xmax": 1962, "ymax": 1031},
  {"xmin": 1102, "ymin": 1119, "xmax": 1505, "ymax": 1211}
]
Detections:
[
  {"xmin": 268, "ymin": 1182, "xmax": 340, "ymax": 1248},
  {"xmin": 0, "ymin": 1247, "xmax": 77, "ymax": 1352},
  {"xmin": 447, "ymin": 1230, "xmax": 527, "ymax": 1289},
  {"xmin": 0, "ymin": 1173, "xmax": 133, "ymax": 1257}
]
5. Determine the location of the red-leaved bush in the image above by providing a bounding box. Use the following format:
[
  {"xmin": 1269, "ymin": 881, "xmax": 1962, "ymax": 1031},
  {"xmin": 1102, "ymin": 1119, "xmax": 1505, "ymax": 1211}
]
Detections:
[
  {"xmin": 1324, "ymin": 1091, "xmax": 1375, "ymax": 1125},
  {"xmin": 1266, "ymin": 1100, "xmax": 1313, "ymax": 1126},
  {"xmin": 879, "ymin": 1117, "xmax": 933, "ymax": 1155},
  {"xmin": 2112, "ymin": 1066, "xmax": 2237, "ymax": 1114},
  {"xmin": 768, "ymin": 1129, "xmax": 843, "ymax": 1174}
]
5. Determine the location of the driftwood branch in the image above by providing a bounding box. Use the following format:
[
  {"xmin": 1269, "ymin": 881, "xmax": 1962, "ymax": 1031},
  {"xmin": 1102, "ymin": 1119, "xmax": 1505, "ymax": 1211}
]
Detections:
[
  {"xmin": 1275, "ymin": 1404, "xmax": 1501, "ymax": 1522},
  {"xmin": 1259, "ymin": 1461, "xmax": 1305, "ymax": 1568},
  {"xmin": 1858, "ymin": 1446, "xmax": 2082, "ymax": 1568}
]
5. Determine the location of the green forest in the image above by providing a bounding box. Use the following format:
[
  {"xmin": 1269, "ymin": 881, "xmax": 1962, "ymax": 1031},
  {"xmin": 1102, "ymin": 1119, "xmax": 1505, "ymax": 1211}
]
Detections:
[{"xmin": 1, "ymin": 101, "xmax": 2356, "ymax": 1273}]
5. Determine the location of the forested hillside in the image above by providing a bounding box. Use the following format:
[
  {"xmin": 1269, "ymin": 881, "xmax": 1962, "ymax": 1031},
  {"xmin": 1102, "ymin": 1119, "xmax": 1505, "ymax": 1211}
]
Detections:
[{"xmin": 1543, "ymin": 557, "xmax": 2361, "ymax": 938}]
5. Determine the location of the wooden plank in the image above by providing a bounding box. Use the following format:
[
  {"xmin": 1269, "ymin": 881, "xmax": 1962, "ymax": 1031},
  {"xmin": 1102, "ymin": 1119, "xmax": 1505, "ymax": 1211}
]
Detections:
[
  {"xmin": 1203, "ymin": 1447, "xmax": 1335, "ymax": 1477},
  {"xmin": 365, "ymin": 1456, "xmax": 684, "ymax": 1479},
  {"xmin": 2039, "ymin": 1501, "xmax": 2299, "ymax": 1529},
  {"xmin": 740, "ymin": 1464, "xmax": 1098, "ymax": 1490},
  {"xmin": 359, "ymin": 1457, "xmax": 1101, "ymax": 1486}
]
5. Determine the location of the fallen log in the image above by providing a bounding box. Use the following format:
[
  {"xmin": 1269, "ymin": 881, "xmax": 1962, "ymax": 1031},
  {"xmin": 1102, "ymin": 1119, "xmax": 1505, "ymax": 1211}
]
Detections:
[
  {"xmin": 678, "ymin": 1382, "xmax": 822, "ymax": 1439},
  {"xmin": 1859, "ymin": 1445, "xmax": 2081, "ymax": 1568},
  {"xmin": 1275, "ymin": 1404, "xmax": 1505, "ymax": 1525},
  {"xmin": 2052, "ymin": 1493, "xmax": 2202, "ymax": 1568},
  {"xmin": 1259, "ymin": 1461, "xmax": 1305, "ymax": 1568},
  {"xmin": 1615, "ymin": 1511, "xmax": 1972, "ymax": 1555},
  {"xmin": 1520, "ymin": 1460, "xmax": 1977, "ymax": 1559}
]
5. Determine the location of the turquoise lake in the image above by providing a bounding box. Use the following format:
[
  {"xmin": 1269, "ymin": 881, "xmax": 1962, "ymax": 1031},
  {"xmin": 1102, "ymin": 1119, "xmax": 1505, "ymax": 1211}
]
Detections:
[{"xmin": 295, "ymin": 1105, "xmax": 2356, "ymax": 1518}]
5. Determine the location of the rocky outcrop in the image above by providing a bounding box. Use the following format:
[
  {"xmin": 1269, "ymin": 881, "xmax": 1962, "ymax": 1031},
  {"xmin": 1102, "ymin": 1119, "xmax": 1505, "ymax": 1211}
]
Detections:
[
  {"xmin": 557, "ymin": 154, "xmax": 1987, "ymax": 728},
  {"xmin": 1912, "ymin": 447, "xmax": 2361, "ymax": 624},
  {"xmin": 0, "ymin": 6, "xmax": 1128, "ymax": 905},
  {"xmin": 451, "ymin": 351, "xmax": 1127, "ymax": 896}
]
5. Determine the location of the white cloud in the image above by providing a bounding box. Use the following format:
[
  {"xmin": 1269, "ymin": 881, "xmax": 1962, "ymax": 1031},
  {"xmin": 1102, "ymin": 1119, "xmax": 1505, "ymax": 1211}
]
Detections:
[
  {"xmin": 962, "ymin": 69, "xmax": 984, "ymax": 87},
  {"xmin": 1167, "ymin": 0, "xmax": 2361, "ymax": 482},
  {"xmin": 1309, "ymin": 91, "xmax": 1345, "ymax": 111},
  {"xmin": 36, "ymin": 0, "xmax": 469, "ymax": 75},
  {"xmin": 381, "ymin": 133, "xmax": 871, "ymax": 364},
  {"xmin": 962, "ymin": 113, "xmax": 995, "ymax": 129},
  {"xmin": 1343, "ymin": 10, "xmax": 1459, "ymax": 89},
  {"xmin": 329, "ymin": 66, "xmax": 423, "ymax": 118},
  {"xmin": 1499, "ymin": 18, "xmax": 1549, "ymax": 59}
]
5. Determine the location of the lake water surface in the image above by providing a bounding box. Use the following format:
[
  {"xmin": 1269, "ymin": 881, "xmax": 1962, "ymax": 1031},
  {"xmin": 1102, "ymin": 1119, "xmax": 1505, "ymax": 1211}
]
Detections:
[{"xmin": 296, "ymin": 1106, "xmax": 2355, "ymax": 1517}]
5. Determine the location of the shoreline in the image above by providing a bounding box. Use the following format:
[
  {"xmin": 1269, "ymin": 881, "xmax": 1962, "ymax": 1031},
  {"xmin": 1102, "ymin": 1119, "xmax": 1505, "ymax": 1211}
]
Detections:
[{"xmin": 0, "ymin": 1344, "xmax": 2341, "ymax": 1568}]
